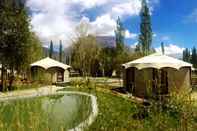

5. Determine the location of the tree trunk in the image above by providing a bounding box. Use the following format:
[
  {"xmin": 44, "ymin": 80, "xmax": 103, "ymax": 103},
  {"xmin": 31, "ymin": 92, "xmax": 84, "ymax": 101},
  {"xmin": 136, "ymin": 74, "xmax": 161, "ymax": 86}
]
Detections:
[
  {"xmin": 1, "ymin": 64, "xmax": 6, "ymax": 92},
  {"xmin": 0, "ymin": 64, "xmax": 4, "ymax": 91},
  {"xmin": 8, "ymin": 68, "xmax": 14, "ymax": 91}
]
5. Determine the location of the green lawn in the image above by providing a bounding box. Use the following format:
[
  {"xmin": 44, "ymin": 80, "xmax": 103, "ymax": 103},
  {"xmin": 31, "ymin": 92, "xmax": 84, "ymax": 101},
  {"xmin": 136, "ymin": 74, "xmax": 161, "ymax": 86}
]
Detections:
[{"xmin": 59, "ymin": 79, "xmax": 197, "ymax": 131}]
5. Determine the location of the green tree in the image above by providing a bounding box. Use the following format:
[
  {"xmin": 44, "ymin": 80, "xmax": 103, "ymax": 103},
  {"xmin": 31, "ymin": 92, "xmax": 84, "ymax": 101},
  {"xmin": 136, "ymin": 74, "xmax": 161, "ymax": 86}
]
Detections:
[
  {"xmin": 138, "ymin": 0, "xmax": 152, "ymax": 55},
  {"xmin": 114, "ymin": 17, "xmax": 126, "ymax": 77},
  {"xmin": 183, "ymin": 48, "xmax": 191, "ymax": 62},
  {"xmin": 59, "ymin": 40, "xmax": 63, "ymax": 62},
  {"xmin": 71, "ymin": 35, "xmax": 101, "ymax": 76},
  {"xmin": 99, "ymin": 47, "xmax": 116, "ymax": 77},
  {"xmin": 0, "ymin": 0, "xmax": 34, "ymax": 91},
  {"xmin": 161, "ymin": 42, "xmax": 165, "ymax": 55},
  {"xmin": 49, "ymin": 40, "xmax": 53, "ymax": 58},
  {"xmin": 115, "ymin": 17, "xmax": 125, "ymax": 53},
  {"xmin": 191, "ymin": 47, "xmax": 197, "ymax": 68}
]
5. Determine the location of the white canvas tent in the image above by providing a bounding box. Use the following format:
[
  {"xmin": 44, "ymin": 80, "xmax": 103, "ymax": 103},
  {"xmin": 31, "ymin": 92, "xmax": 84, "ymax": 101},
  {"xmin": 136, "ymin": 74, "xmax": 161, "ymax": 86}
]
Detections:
[
  {"xmin": 122, "ymin": 53, "xmax": 192, "ymax": 98},
  {"xmin": 31, "ymin": 57, "xmax": 71, "ymax": 83}
]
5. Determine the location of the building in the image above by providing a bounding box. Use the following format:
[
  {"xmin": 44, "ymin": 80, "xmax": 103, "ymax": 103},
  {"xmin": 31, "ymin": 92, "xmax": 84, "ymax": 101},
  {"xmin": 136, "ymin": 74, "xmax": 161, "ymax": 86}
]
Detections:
[
  {"xmin": 31, "ymin": 57, "xmax": 71, "ymax": 83},
  {"xmin": 122, "ymin": 53, "xmax": 192, "ymax": 98}
]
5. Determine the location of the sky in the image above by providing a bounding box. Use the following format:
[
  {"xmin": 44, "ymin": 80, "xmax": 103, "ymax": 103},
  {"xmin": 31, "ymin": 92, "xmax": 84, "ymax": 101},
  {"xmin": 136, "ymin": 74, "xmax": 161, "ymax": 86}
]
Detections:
[{"xmin": 26, "ymin": 0, "xmax": 197, "ymax": 56}]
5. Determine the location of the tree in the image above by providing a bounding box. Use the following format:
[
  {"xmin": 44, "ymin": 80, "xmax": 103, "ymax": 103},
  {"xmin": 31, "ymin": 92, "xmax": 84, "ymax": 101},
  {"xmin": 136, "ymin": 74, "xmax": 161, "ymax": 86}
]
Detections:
[
  {"xmin": 161, "ymin": 42, "xmax": 165, "ymax": 55},
  {"xmin": 59, "ymin": 40, "xmax": 63, "ymax": 62},
  {"xmin": 191, "ymin": 47, "xmax": 197, "ymax": 68},
  {"xmin": 114, "ymin": 17, "xmax": 126, "ymax": 77},
  {"xmin": 183, "ymin": 48, "xmax": 191, "ymax": 62},
  {"xmin": 115, "ymin": 17, "xmax": 125, "ymax": 53},
  {"xmin": 99, "ymin": 47, "xmax": 116, "ymax": 77},
  {"xmin": 138, "ymin": 0, "xmax": 152, "ymax": 55},
  {"xmin": 0, "ymin": 0, "xmax": 34, "ymax": 91},
  {"xmin": 49, "ymin": 40, "xmax": 53, "ymax": 58},
  {"xmin": 71, "ymin": 35, "xmax": 101, "ymax": 76}
]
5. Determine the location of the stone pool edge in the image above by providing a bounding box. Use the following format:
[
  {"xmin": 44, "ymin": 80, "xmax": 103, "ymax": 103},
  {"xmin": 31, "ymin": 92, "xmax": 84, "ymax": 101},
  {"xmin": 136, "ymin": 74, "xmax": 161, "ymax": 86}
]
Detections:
[{"xmin": 0, "ymin": 86, "xmax": 98, "ymax": 131}]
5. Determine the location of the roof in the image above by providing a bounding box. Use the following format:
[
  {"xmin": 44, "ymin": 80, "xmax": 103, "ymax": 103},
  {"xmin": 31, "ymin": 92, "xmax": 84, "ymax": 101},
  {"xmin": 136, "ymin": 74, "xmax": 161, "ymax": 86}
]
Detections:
[
  {"xmin": 31, "ymin": 57, "xmax": 71, "ymax": 70},
  {"xmin": 122, "ymin": 53, "xmax": 192, "ymax": 70}
]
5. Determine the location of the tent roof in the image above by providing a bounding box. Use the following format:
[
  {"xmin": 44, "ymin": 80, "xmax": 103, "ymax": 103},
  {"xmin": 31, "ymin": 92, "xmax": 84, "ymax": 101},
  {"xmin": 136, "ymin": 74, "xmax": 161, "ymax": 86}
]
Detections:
[
  {"xmin": 122, "ymin": 53, "xmax": 192, "ymax": 70},
  {"xmin": 31, "ymin": 57, "xmax": 71, "ymax": 70}
]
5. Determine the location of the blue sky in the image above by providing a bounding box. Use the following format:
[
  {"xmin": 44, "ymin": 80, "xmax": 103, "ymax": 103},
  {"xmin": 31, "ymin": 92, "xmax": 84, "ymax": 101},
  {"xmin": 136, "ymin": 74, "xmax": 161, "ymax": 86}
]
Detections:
[{"xmin": 26, "ymin": 0, "xmax": 197, "ymax": 55}]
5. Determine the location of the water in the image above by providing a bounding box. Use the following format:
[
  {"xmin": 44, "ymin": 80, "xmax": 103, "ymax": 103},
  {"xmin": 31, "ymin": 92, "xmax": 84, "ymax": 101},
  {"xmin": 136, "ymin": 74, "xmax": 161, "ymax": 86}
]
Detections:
[{"xmin": 0, "ymin": 94, "xmax": 92, "ymax": 131}]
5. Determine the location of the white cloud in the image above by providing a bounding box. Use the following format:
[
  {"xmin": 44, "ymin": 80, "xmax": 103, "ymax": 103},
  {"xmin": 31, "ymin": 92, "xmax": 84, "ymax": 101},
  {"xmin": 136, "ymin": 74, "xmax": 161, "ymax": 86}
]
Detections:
[
  {"xmin": 153, "ymin": 33, "xmax": 157, "ymax": 37},
  {"xmin": 90, "ymin": 14, "xmax": 116, "ymax": 36},
  {"xmin": 111, "ymin": 0, "xmax": 142, "ymax": 18},
  {"xmin": 26, "ymin": 0, "xmax": 159, "ymax": 47},
  {"xmin": 71, "ymin": 0, "xmax": 109, "ymax": 9},
  {"xmin": 161, "ymin": 36, "xmax": 170, "ymax": 41},
  {"xmin": 130, "ymin": 42, "xmax": 138, "ymax": 49},
  {"xmin": 125, "ymin": 30, "xmax": 138, "ymax": 39},
  {"xmin": 155, "ymin": 44, "xmax": 184, "ymax": 56}
]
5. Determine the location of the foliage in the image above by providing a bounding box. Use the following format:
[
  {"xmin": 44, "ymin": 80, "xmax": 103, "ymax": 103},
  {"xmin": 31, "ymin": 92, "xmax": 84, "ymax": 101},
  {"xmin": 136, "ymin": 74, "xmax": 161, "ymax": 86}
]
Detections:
[
  {"xmin": 62, "ymin": 79, "xmax": 197, "ymax": 130},
  {"xmin": 0, "ymin": 0, "xmax": 42, "ymax": 91},
  {"xmin": 191, "ymin": 47, "xmax": 197, "ymax": 68},
  {"xmin": 137, "ymin": 0, "xmax": 153, "ymax": 55},
  {"xmin": 183, "ymin": 48, "xmax": 191, "ymax": 62},
  {"xmin": 71, "ymin": 35, "xmax": 101, "ymax": 76},
  {"xmin": 49, "ymin": 40, "xmax": 53, "ymax": 58},
  {"xmin": 115, "ymin": 17, "xmax": 125, "ymax": 53},
  {"xmin": 99, "ymin": 47, "xmax": 116, "ymax": 77},
  {"xmin": 59, "ymin": 40, "xmax": 63, "ymax": 62},
  {"xmin": 161, "ymin": 42, "xmax": 165, "ymax": 55},
  {"xmin": 183, "ymin": 47, "xmax": 197, "ymax": 68}
]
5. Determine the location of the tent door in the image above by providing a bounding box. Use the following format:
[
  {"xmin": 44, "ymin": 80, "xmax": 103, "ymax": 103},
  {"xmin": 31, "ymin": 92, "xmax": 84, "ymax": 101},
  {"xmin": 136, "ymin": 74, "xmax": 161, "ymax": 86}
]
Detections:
[
  {"xmin": 57, "ymin": 71, "xmax": 64, "ymax": 82},
  {"xmin": 152, "ymin": 69, "xmax": 168, "ymax": 95}
]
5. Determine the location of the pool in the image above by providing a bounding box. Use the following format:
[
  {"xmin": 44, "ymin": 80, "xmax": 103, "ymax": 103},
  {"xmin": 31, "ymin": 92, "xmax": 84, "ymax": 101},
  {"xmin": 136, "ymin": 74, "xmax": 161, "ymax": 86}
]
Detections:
[{"xmin": 0, "ymin": 91, "xmax": 97, "ymax": 130}]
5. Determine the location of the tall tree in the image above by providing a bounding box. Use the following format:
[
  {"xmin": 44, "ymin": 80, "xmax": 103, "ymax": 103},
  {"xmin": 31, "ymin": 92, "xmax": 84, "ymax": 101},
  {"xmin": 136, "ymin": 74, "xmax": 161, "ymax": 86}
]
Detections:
[
  {"xmin": 191, "ymin": 47, "xmax": 197, "ymax": 68},
  {"xmin": 0, "ymin": 0, "xmax": 33, "ymax": 90},
  {"xmin": 183, "ymin": 48, "xmax": 191, "ymax": 62},
  {"xmin": 49, "ymin": 40, "xmax": 53, "ymax": 58},
  {"xmin": 59, "ymin": 40, "xmax": 63, "ymax": 62},
  {"xmin": 161, "ymin": 42, "xmax": 165, "ymax": 55},
  {"xmin": 138, "ymin": 0, "xmax": 152, "ymax": 55},
  {"xmin": 71, "ymin": 35, "xmax": 101, "ymax": 76},
  {"xmin": 114, "ymin": 17, "xmax": 126, "ymax": 77},
  {"xmin": 115, "ymin": 17, "xmax": 125, "ymax": 53}
]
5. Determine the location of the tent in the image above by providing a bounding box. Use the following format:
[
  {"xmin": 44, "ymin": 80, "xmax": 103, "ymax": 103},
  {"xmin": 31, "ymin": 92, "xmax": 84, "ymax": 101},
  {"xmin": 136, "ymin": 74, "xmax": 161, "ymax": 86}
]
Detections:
[
  {"xmin": 122, "ymin": 53, "xmax": 192, "ymax": 98},
  {"xmin": 31, "ymin": 57, "xmax": 71, "ymax": 83}
]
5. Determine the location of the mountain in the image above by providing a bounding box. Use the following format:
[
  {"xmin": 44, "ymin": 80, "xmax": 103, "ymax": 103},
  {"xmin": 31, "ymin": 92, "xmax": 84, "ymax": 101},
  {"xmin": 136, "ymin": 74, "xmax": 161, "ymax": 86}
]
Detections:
[{"xmin": 96, "ymin": 36, "xmax": 116, "ymax": 48}]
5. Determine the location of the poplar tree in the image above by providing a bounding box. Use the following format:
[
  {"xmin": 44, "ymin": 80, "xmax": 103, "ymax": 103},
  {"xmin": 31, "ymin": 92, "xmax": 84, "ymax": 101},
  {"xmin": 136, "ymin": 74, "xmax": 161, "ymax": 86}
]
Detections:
[
  {"xmin": 161, "ymin": 42, "xmax": 165, "ymax": 55},
  {"xmin": 59, "ymin": 40, "xmax": 63, "ymax": 62},
  {"xmin": 191, "ymin": 47, "xmax": 197, "ymax": 68},
  {"xmin": 49, "ymin": 40, "xmax": 53, "ymax": 58},
  {"xmin": 138, "ymin": 0, "xmax": 152, "ymax": 55},
  {"xmin": 115, "ymin": 17, "xmax": 125, "ymax": 53}
]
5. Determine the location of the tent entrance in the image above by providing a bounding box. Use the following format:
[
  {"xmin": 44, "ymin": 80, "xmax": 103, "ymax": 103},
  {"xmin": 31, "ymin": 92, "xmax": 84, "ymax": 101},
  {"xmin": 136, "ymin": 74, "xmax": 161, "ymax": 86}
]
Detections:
[
  {"xmin": 126, "ymin": 68, "xmax": 135, "ymax": 92},
  {"xmin": 152, "ymin": 69, "xmax": 168, "ymax": 95},
  {"xmin": 57, "ymin": 71, "xmax": 64, "ymax": 82}
]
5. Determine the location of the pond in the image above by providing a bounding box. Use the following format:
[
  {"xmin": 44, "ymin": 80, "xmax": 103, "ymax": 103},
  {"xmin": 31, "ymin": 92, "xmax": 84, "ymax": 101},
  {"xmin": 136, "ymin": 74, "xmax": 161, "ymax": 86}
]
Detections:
[{"xmin": 0, "ymin": 93, "xmax": 92, "ymax": 131}]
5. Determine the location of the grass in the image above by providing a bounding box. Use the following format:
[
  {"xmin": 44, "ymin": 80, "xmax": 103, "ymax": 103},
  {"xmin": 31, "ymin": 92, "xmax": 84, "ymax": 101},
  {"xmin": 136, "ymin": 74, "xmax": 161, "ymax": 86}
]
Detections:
[
  {"xmin": 1, "ymin": 77, "xmax": 197, "ymax": 130},
  {"xmin": 59, "ymin": 78, "xmax": 197, "ymax": 131},
  {"xmin": 0, "ymin": 93, "xmax": 92, "ymax": 131}
]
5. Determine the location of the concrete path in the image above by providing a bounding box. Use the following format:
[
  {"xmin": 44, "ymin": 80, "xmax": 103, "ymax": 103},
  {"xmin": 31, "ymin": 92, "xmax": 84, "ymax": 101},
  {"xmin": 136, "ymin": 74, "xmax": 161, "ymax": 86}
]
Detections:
[{"xmin": 0, "ymin": 86, "xmax": 65, "ymax": 101}]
